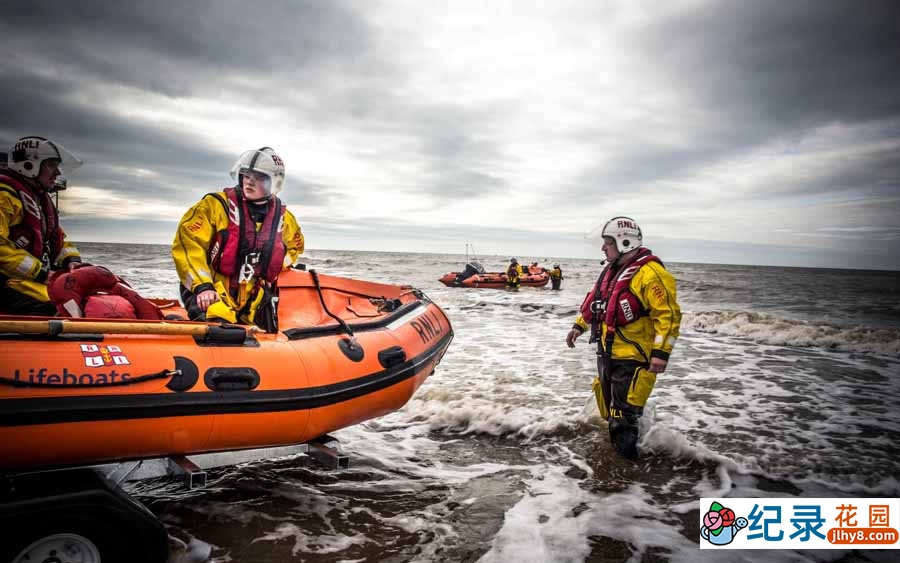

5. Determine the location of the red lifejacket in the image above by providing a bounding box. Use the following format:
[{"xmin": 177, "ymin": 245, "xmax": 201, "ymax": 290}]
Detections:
[
  {"xmin": 208, "ymin": 187, "xmax": 286, "ymax": 287},
  {"xmin": 0, "ymin": 171, "xmax": 64, "ymax": 266},
  {"xmin": 48, "ymin": 265, "xmax": 164, "ymax": 320},
  {"xmin": 579, "ymin": 248, "xmax": 660, "ymax": 335}
]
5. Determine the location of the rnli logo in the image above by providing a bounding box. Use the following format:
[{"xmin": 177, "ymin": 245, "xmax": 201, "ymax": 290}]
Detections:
[
  {"xmin": 187, "ymin": 219, "xmax": 204, "ymax": 233},
  {"xmin": 80, "ymin": 344, "xmax": 131, "ymax": 367},
  {"xmin": 619, "ymin": 298, "xmax": 635, "ymax": 322},
  {"xmin": 209, "ymin": 238, "xmax": 221, "ymax": 262},
  {"xmin": 14, "ymin": 139, "xmax": 40, "ymax": 151},
  {"xmin": 410, "ymin": 310, "xmax": 444, "ymax": 344},
  {"xmin": 617, "ymin": 219, "xmax": 636, "ymax": 229}
]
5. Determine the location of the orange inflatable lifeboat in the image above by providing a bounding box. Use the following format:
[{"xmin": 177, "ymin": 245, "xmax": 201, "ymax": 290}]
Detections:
[
  {"xmin": 0, "ymin": 269, "xmax": 453, "ymax": 472},
  {"xmin": 438, "ymin": 270, "xmax": 550, "ymax": 289}
]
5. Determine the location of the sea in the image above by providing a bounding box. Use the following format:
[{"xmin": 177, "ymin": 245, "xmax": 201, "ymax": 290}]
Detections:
[{"xmin": 78, "ymin": 242, "xmax": 900, "ymax": 563}]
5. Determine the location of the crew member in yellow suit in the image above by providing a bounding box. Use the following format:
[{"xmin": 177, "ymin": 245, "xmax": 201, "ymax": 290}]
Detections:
[
  {"xmin": 0, "ymin": 136, "xmax": 83, "ymax": 315},
  {"xmin": 566, "ymin": 217, "xmax": 681, "ymax": 459},
  {"xmin": 172, "ymin": 147, "xmax": 304, "ymax": 332},
  {"xmin": 549, "ymin": 264, "xmax": 563, "ymax": 290},
  {"xmin": 506, "ymin": 257, "xmax": 524, "ymax": 289}
]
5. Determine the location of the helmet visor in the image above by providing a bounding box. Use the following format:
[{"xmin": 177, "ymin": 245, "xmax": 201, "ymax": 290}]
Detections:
[
  {"xmin": 230, "ymin": 148, "xmax": 285, "ymax": 197},
  {"xmin": 49, "ymin": 141, "xmax": 83, "ymax": 175},
  {"xmin": 239, "ymin": 167, "xmax": 273, "ymax": 196},
  {"xmin": 584, "ymin": 224, "xmax": 607, "ymax": 248}
]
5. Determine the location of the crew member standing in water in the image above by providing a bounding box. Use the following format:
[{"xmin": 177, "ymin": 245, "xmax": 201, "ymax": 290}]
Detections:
[
  {"xmin": 172, "ymin": 147, "xmax": 304, "ymax": 332},
  {"xmin": 549, "ymin": 263, "xmax": 563, "ymax": 290},
  {"xmin": 0, "ymin": 136, "xmax": 83, "ymax": 315},
  {"xmin": 506, "ymin": 257, "xmax": 523, "ymax": 289},
  {"xmin": 566, "ymin": 217, "xmax": 681, "ymax": 460}
]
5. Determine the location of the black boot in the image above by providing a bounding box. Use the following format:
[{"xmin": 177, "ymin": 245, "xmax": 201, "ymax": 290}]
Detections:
[{"xmin": 608, "ymin": 417, "xmax": 640, "ymax": 460}]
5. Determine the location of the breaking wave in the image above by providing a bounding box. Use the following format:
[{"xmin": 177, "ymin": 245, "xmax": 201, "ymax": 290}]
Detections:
[{"xmin": 684, "ymin": 310, "xmax": 900, "ymax": 355}]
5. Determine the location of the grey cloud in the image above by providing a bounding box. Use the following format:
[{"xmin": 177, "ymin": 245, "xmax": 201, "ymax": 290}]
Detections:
[
  {"xmin": 283, "ymin": 178, "xmax": 337, "ymax": 208},
  {"xmin": 638, "ymin": 0, "xmax": 900, "ymax": 129},
  {"xmin": 562, "ymin": 1, "xmax": 900, "ymax": 202},
  {"xmin": 1, "ymin": 0, "xmax": 509, "ymax": 205},
  {"xmin": 1, "ymin": 1, "xmax": 374, "ymax": 97},
  {"xmin": 0, "ymin": 65, "xmax": 231, "ymax": 201},
  {"xmin": 0, "ymin": 0, "xmax": 397, "ymax": 189}
]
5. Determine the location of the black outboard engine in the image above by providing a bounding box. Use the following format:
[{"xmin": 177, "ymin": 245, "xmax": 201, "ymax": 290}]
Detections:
[{"xmin": 454, "ymin": 261, "xmax": 485, "ymax": 285}]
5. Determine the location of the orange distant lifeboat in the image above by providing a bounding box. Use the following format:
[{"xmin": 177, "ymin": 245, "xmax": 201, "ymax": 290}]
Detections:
[
  {"xmin": 0, "ymin": 269, "xmax": 453, "ymax": 472},
  {"xmin": 438, "ymin": 271, "xmax": 550, "ymax": 288},
  {"xmin": 439, "ymin": 263, "xmax": 550, "ymax": 289}
]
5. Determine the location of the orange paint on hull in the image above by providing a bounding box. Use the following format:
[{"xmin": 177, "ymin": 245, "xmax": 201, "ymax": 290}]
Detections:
[
  {"xmin": 438, "ymin": 271, "xmax": 550, "ymax": 288},
  {"xmin": 0, "ymin": 270, "xmax": 453, "ymax": 472}
]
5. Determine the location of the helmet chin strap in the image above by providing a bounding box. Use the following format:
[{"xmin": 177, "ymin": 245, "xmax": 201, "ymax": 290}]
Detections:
[{"xmin": 32, "ymin": 176, "xmax": 53, "ymax": 192}]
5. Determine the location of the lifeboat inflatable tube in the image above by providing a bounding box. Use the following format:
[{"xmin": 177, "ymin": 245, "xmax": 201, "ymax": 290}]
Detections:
[
  {"xmin": 438, "ymin": 271, "xmax": 550, "ymax": 289},
  {"xmin": 0, "ymin": 269, "xmax": 453, "ymax": 472}
]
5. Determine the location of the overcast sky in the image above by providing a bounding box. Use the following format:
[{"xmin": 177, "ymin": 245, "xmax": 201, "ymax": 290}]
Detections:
[{"xmin": 2, "ymin": 0, "xmax": 899, "ymax": 269}]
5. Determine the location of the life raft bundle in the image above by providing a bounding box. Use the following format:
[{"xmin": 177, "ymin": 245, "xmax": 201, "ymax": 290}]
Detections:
[
  {"xmin": 438, "ymin": 270, "xmax": 550, "ymax": 289},
  {"xmin": 0, "ymin": 269, "xmax": 453, "ymax": 472}
]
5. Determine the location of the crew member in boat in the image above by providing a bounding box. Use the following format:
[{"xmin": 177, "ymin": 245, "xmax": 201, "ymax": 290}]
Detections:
[
  {"xmin": 566, "ymin": 217, "xmax": 681, "ymax": 460},
  {"xmin": 529, "ymin": 261, "xmax": 546, "ymax": 275},
  {"xmin": 0, "ymin": 136, "xmax": 83, "ymax": 316},
  {"xmin": 506, "ymin": 257, "xmax": 523, "ymax": 289},
  {"xmin": 172, "ymin": 147, "xmax": 304, "ymax": 332}
]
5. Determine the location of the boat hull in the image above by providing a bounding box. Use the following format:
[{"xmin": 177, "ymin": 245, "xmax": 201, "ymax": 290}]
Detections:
[
  {"xmin": 438, "ymin": 271, "xmax": 550, "ymax": 288},
  {"xmin": 0, "ymin": 270, "xmax": 453, "ymax": 472}
]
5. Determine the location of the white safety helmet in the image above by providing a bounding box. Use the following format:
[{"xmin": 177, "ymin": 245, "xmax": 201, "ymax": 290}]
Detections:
[
  {"xmin": 600, "ymin": 216, "xmax": 642, "ymax": 253},
  {"xmin": 229, "ymin": 146, "xmax": 285, "ymax": 200},
  {"xmin": 9, "ymin": 136, "xmax": 82, "ymax": 180}
]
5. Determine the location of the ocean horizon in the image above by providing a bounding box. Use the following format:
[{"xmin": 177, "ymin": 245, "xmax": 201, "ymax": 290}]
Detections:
[{"xmin": 74, "ymin": 240, "xmax": 900, "ymax": 274}]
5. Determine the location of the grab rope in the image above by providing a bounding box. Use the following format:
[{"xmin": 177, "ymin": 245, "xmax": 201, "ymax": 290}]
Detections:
[
  {"xmin": 0, "ymin": 368, "xmax": 181, "ymax": 388},
  {"xmin": 309, "ymin": 269, "xmax": 359, "ymax": 347}
]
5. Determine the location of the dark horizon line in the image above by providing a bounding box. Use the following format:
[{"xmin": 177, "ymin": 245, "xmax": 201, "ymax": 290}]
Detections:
[{"xmin": 72, "ymin": 240, "xmax": 900, "ymax": 275}]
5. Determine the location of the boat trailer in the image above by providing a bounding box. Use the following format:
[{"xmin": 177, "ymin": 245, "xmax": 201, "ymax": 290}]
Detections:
[{"xmin": 0, "ymin": 436, "xmax": 349, "ymax": 563}]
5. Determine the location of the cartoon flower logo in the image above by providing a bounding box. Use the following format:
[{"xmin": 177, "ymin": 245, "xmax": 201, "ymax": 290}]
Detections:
[{"xmin": 700, "ymin": 501, "xmax": 748, "ymax": 546}]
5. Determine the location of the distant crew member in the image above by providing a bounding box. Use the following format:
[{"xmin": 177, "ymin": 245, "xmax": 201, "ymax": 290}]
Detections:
[
  {"xmin": 0, "ymin": 136, "xmax": 83, "ymax": 315},
  {"xmin": 549, "ymin": 263, "xmax": 563, "ymax": 290},
  {"xmin": 172, "ymin": 147, "xmax": 304, "ymax": 332},
  {"xmin": 566, "ymin": 217, "xmax": 681, "ymax": 460},
  {"xmin": 506, "ymin": 257, "xmax": 523, "ymax": 289}
]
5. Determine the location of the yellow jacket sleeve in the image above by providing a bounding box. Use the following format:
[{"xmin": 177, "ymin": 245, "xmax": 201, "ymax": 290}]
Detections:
[
  {"xmin": 54, "ymin": 229, "xmax": 81, "ymax": 268},
  {"xmin": 171, "ymin": 194, "xmax": 223, "ymax": 292},
  {"xmin": 281, "ymin": 208, "xmax": 304, "ymax": 268},
  {"xmin": 634, "ymin": 261, "xmax": 682, "ymax": 360}
]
